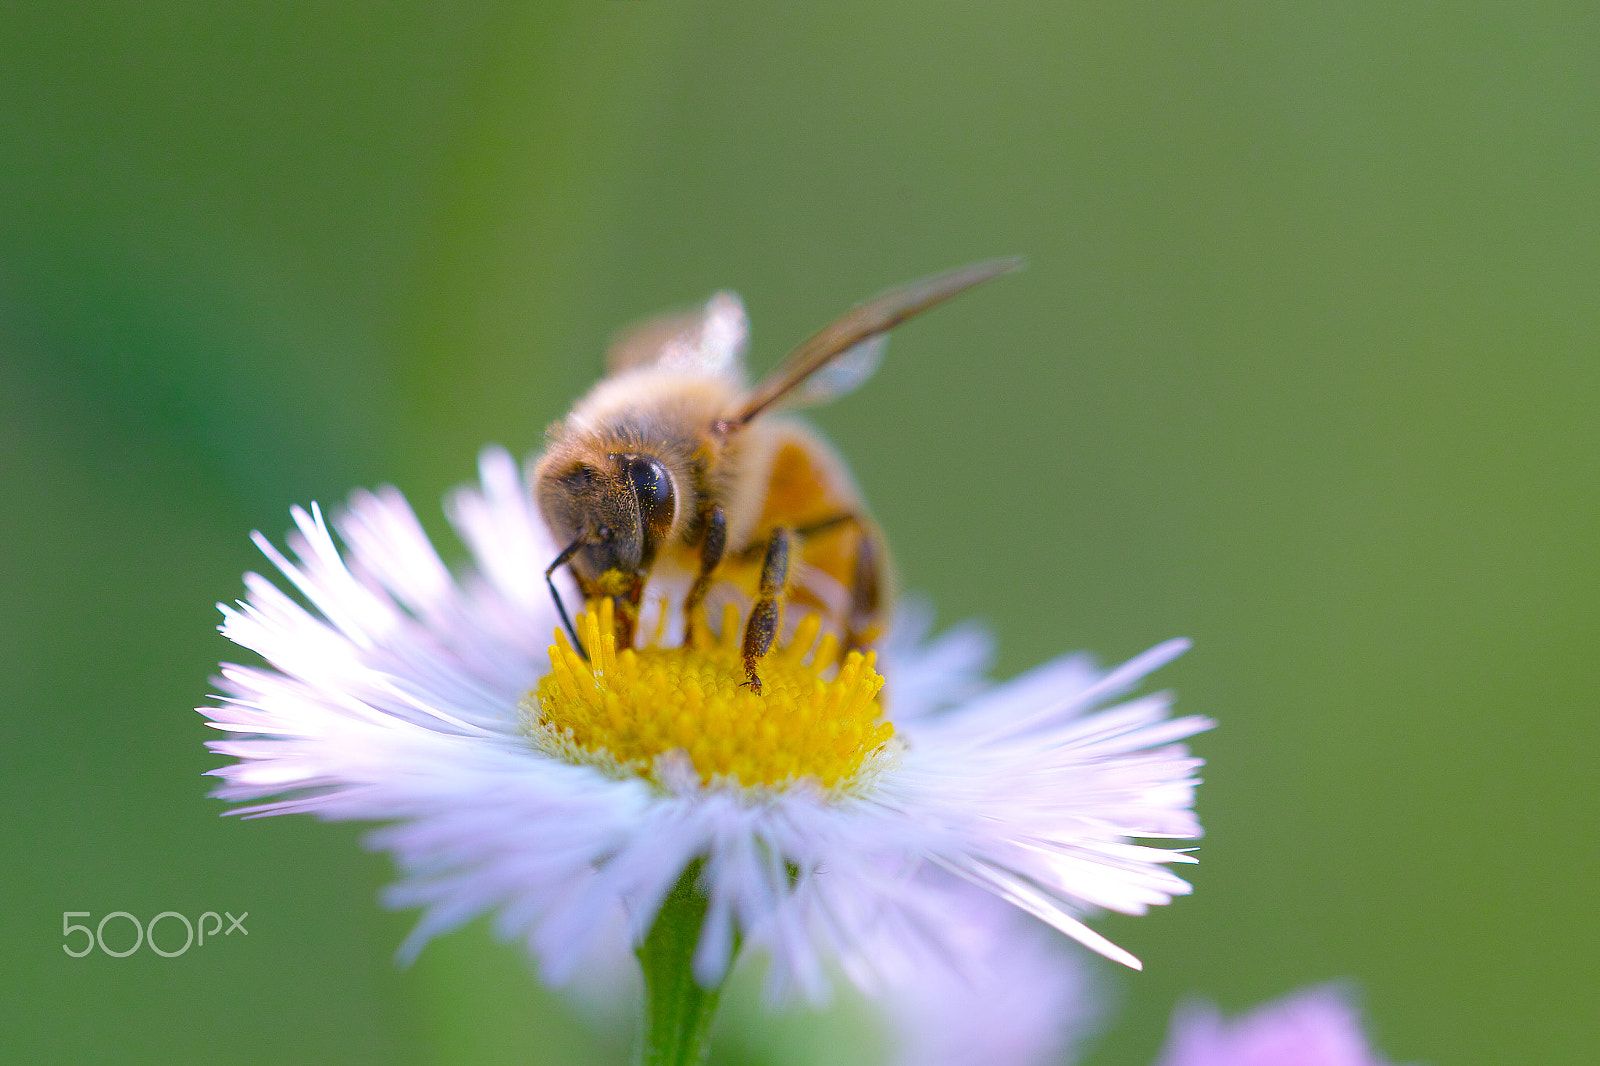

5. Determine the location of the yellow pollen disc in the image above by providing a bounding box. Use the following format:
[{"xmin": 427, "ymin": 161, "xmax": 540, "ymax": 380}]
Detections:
[{"xmin": 524, "ymin": 598, "xmax": 894, "ymax": 791}]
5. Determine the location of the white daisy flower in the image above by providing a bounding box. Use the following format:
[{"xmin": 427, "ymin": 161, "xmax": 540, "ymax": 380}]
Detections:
[{"xmin": 203, "ymin": 445, "xmax": 1213, "ymax": 1014}]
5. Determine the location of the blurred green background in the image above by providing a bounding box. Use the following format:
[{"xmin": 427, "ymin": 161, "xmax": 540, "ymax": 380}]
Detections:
[{"xmin": 3, "ymin": 3, "xmax": 1596, "ymax": 1063}]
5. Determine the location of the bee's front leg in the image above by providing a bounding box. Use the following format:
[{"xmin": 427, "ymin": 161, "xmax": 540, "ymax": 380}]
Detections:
[
  {"xmin": 594, "ymin": 569, "xmax": 644, "ymax": 650},
  {"xmin": 742, "ymin": 527, "xmax": 792, "ymax": 694},
  {"xmin": 683, "ymin": 504, "xmax": 727, "ymax": 645}
]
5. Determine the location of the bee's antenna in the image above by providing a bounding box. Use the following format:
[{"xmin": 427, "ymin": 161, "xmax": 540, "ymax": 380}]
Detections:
[{"xmin": 545, "ymin": 537, "xmax": 588, "ymax": 660}]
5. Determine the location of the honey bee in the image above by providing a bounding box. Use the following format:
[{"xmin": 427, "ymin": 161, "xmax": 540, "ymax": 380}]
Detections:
[{"xmin": 534, "ymin": 258, "xmax": 1022, "ymax": 692}]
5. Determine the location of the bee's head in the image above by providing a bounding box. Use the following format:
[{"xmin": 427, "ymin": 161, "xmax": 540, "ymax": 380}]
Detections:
[{"xmin": 535, "ymin": 451, "xmax": 678, "ymax": 597}]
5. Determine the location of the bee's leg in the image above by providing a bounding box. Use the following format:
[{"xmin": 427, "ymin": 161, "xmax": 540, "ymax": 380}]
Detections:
[
  {"xmin": 615, "ymin": 583, "xmax": 644, "ymax": 650},
  {"xmin": 683, "ymin": 504, "xmax": 727, "ymax": 645},
  {"xmin": 793, "ymin": 513, "xmax": 883, "ymax": 656},
  {"xmin": 742, "ymin": 526, "xmax": 792, "ymax": 694},
  {"xmin": 843, "ymin": 524, "xmax": 883, "ymax": 657}
]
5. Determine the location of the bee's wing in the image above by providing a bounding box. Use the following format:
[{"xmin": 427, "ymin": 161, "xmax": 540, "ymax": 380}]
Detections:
[
  {"xmin": 720, "ymin": 257, "xmax": 1024, "ymax": 430},
  {"xmin": 770, "ymin": 333, "xmax": 888, "ymax": 412},
  {"xmin": 606, "ymin": 291, "xmax": 748, "ymax": 377}
]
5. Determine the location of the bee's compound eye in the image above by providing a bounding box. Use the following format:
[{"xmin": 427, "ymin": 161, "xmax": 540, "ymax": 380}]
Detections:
[{"xmin": 619, "ymin": 454, "xmax": 676, "ymax": 561}]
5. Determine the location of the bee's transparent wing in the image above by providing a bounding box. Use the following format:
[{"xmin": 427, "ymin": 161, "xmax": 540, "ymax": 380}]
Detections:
[
  {"xmin": 720, "ymin": 257, "xmax": 1024, "ymax": 431},
  {"xmin": 605, "ymin": 291, "xmax": 748, "ymax": 377},
  {"xmin": 771, "ymin": 334, "xmax": 888, "ymax": 411}
]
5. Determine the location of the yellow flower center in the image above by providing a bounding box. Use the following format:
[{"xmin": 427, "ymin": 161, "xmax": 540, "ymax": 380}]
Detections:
[{"xmin": 524, "ymin": 599, "xmax": 894, "ymax": 791}]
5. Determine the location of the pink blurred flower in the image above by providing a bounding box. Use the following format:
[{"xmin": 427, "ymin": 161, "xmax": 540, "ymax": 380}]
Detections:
[
  {"xmin": 875, "ymin": 877, "xmax": 1102, "ymax": 1066},
  {"xmin": 1154, "ymin": 985, "xmax": 1395, "ymax": 1066}
]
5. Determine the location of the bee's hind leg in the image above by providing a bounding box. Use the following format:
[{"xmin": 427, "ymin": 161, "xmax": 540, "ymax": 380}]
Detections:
[
  {"xmin": 842, "ymin": 522, "xmax": 883, "ymax": 657},
  {"xmin": 742, "ymin": 527, "xmax": 792, "ymax": 694},
  {"xmin": 793, "ymin": 513, "xmax": 884, "ymax": 658}
]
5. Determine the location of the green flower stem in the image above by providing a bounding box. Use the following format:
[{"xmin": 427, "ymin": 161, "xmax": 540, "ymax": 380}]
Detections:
[{"xmin": 636, "ymin": 861, "xmax": 731, "ymax": 1066}]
